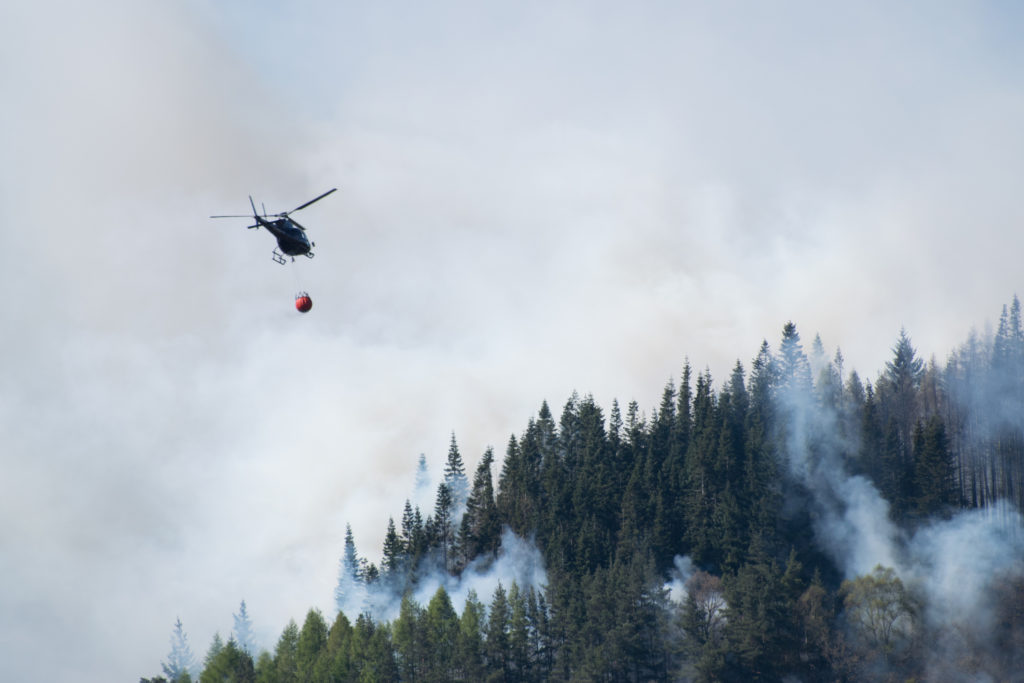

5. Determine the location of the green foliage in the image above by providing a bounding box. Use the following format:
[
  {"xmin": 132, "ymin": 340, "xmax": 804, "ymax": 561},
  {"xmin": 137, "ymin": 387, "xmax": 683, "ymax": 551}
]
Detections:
[
  {"xmin": 839, "ymin": 565, "xmax": 920, "ymax": 678},
  {"xmin": 455, "ymin": 590, "xmax": 486, "ymax": 681},
  {"xmin": 271, "ymin": 621, "xmax": 299, "ymax": 683},
  {"xmin": 840, "ymin": 565, "xmax": 917, "ymax": 655},
  {"xmin": 200, "ymin": 638, "xmax": 255, "ymax": 683},
  {"xmin": 295, "ymin": 609, "xmax": 328, "ymax": 681}
]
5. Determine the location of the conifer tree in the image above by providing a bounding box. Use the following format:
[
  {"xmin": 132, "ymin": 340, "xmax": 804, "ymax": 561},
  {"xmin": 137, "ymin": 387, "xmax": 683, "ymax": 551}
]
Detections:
[
  {"xmin": 423, "ymin": 587, "xmax": 459, "ymax": 681},
  {"xmin": 684, "ymin": 369, "xmax": 719, "ymax": 567},
  {"xmin": 380, "ymin": 516, "xmax": 405, "ymax": 587},
  {"xmin": 485, "ymin": 583, "xmax": 512, "ymax": 679},
  {"xmin": 295, "ymin": 609, "xmax": 328, "ymax": 682},
  {"xmin": 456, "ymin": 590, "xmax": 487, "ymax": 681},
  {"xmin": 200, "ymin": 638, "xmax": 254, "ymax": 683},
  {"xmin": 507, "ymin": 582, "xmax": 532, "ymax": 679},
  {"xmin": 202, "ymin": 633, "xmax": 224, "ymax": 673},
  {"xmin": 880, "ymin": 328, "xmax": 925, "ymax": 503},
  {"xmin": 778, "ymin": 322, "xmax": 813, "ymax": 396},
  {"xmin": 912, "ymin": 415, "xmax": 957, "ymax": 514},
  {"xmin": 323, "ymin": 611, "xmax": 354, "ymax": 682},
  {"xmin": 432, "ymin": 481, "xmax": 455, "ymax": 573},
  {"xmin": 162, "ymin": 617, "xmax": 197, "ymax": 683},
  {"xmin": 414, "ymin": 453, "xmax": 430, "ymax": 498},
  {"xmin": 232, "ymin": 601, "xmax": 256, "ymax": 657},
  {"xmin": 335, "ymin": 524, "xmax": 365, "ymax": 615},
  {"xmin": 443, "ymin": 433, "xmax": 470, "ymax": 516},
  {"xmin": 350, "ymin": 614, "xmax": 398, "ymax": 681},
  {"xmin": 459, "ymin": 446, "xmax": 500, "ymax": 566},
  {"xmin": 272, "ymin": 621, "xmax": 299, "ymax": 683},
  {"xmin": 392, "ymin": 594, "xmax": 425, "ymax": 681},
  {"xmin": 722, "ymin": 544, "xmax": 804, "ymax": 680}
]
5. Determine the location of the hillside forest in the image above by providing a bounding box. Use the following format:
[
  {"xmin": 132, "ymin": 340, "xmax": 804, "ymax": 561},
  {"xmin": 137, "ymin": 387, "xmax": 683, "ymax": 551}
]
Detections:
[{"xmin": 144, "ymin": 297, "xmax": 1024, "ymax": 682}]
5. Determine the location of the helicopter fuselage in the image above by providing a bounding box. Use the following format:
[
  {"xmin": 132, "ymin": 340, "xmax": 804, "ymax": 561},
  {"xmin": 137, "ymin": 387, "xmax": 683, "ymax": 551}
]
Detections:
[{"xmin": 254, "ymin": 216, "xmax": 312, "ymax": 256}]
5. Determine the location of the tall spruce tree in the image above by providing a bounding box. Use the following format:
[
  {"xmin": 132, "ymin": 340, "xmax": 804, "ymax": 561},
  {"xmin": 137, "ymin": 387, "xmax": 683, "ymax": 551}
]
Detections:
[
  {"xmin": 199, "ymin": 638, "xmax": 254, "ymax": 683},
  {"xmin": 456, "ymin": 590, "xmax": 487, "ymax": 681},
  {"xmin": 423, "ymin": 587, "xmax": 460, "ymax": 681},
  {"xmin": 443, "ymin": 433, "xmax": 470, "ymax": 518},
  {"xmin": 778, "ymin": 322, "xmax": 813, "ymax": 396},
  {"xmin": 381, "ymin": 516, "xmax": 405, "ymax": 585},
  {"xmin": 232, "ymin": 601, "xmax": 256, "ymax": 657},
  {"xmin": 335, "ymin": 524, "xmax": 365, "ymax": 616},
  {"xmin": 912, "ymin": 415, "xmax": 957, "ymax": 514},
  {"xmin": 873, "ymin": 329, "xmax": 925, "ymax": 516},
  {"xmin": 271, "ymin": 620, "xmax": 299, "ymax": 683},
  {"xmin": 392, "ymin": 594, "xmax": 425, "ymax": 681},
  {"xmin": 459, "ymin": 446, "xmax": 500, "ymax": 566},
  {"xmin": 432, "ymin": 481, "xmax": 455, "ymax": 573},
  {"xmin": 295, "ymin": 609, "xmax": 328, "ymax": 682},
  {"xmin": 485, "ymin": 583, "xmax": 512, "ymax": 679},
  {"xmin": 162, "ymin": 617, "xmax": 197, "ymax": 683}
]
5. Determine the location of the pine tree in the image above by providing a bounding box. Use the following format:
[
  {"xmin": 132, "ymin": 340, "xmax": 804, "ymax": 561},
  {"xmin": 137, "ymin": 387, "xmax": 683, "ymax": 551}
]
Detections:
[
  {"xmin": 485, "ymin": 583, "xmax": 511, "ymax": 680},
  {"xmin": 722, "ymin": 544, "xmax": 804, "ymax": 680},
  {"xmin": 455, "ymin": 590, "xmax": 487, "ymax": 680},
  {"xmin": 350, "ymin": 614, "xmax": 398, "ymax": 681},
  {"xmin": 444, "ymin": 433, "xmax": 470, "ymax": 517},
  {"xmin": 507, "ymin": 583, "xmax": 531, "ymax": 679},
  {"xmin": 295, "ymin": 609, "xmax": 328, "ymax": 682},
  {"xmin": 200, "ymin": 638, "xmax": 255, "ymax": 683},
  {"xmin": 912, "ymin": 415, "xmax": 957, "ymax": 514},
  {"xmin": 381, "ymin": 516, "xmax": 405, "ymax": 588},
  {"xmin": 202, "ymin": 633, "xmax": 224, "ymax": 673},
  {"xmin": 684, "ymin": 369, "xmax": 720, "ymax": 567},
  {"xmin": 232, "ymin": 601, "xmax": 256, "ymax": 657},
  {"xmin": 495, "ymin": 432, "xmax": 536, "ymax": 540},
  {"xmin": 392, "ymin": 594, "xmax": 425, "ymax": 681},
  {"xmin": 414, "ymin": 452, "xmax": 430, "ymax": 499},
  {"xmin": 323, "ymin": 611, "xmax": 354, "ymax": 682},
  {"xmin": 335, "ymin": 524, "xmax": 365, "ymax": 615},
  {"xmin": 459, "ymin": 446, "xmax": 500, "ymax": 567},
  {"xmin": 778, "ymin": 322, "xmax": 813, "ymax": 397},
  {"xmin": 880, "ymin": 328, "xmax": 925, "ymax": 506},
  {"xmin": 432, "ymin": 481, "xmax": 455, "ymax": 573},
  {"xmin": 272, "ymin": 621, "xmax": 299, "ymax": 683},
  {"xmin": 423, "ymin": 587, "xmax": 459, "ymax": 681},
  {"xmin": 161, "ymin": 617, "xmax": 197, "ymax": 683}
]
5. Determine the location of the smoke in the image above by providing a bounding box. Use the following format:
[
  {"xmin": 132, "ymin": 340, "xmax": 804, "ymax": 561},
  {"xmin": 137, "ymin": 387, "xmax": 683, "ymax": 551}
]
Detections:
[
  {"xmin": 5, "ymin": 2, "xmax": 1024, "ymax": 680},
  {"xmin": 775, "ymin": 333, "xmax": 1024, "ymax": 675},
  {"xmin": 666, "ymin": 555, "xmax": 696, "ymax": 605},
  {"xmin": 342, "ymin": 527, "xmax": 548, "ymax": 625},
  {"xmin": 777, "ymin": 381, "xmax": 901, "ymax": 577}
]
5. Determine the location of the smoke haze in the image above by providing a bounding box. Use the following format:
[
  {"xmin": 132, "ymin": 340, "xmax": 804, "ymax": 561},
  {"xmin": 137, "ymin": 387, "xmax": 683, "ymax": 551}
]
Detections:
[{"xmin": 3, "ymin": 1, "xmax": 1024, "ymax": 679}]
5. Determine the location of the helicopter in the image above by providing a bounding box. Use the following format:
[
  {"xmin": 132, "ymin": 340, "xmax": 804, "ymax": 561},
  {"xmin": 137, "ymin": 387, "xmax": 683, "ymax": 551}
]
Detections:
[{"xmin": 211, "ymin": 188, "xmax": 337, "ymax": 264}]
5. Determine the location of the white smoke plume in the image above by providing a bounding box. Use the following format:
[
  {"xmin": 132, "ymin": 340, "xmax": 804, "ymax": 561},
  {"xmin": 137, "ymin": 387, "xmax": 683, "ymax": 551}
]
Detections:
[
  {"xmin": 777, "ymin": 334, "xmax": 1024, "ymax": 674},
  {"xmin": 341, "ymin": 527, "xmax": 547, "ymax": 625}
]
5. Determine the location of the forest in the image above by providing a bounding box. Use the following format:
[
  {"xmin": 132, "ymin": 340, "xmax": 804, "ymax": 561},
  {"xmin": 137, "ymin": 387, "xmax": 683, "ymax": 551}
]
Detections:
[{"xmin": 144, "ymin": 297, "xmax": 1024, "ymax": 682}]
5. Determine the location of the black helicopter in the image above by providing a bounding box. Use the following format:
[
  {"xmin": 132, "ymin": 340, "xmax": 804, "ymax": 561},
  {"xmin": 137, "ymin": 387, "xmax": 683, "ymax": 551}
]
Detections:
[{"xmin": 212, "ymin": 188, "xmax": 337, "ymax": 264}]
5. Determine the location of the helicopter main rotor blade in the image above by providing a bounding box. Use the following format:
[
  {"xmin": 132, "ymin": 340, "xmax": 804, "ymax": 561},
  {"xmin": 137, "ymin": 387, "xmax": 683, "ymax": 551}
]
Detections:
[
  {"xmin": 284, "ymin": 187, "xmax": 337, "ymax": 215},
  {"xmin": 210, "ymin": 214, "xmax": 255, "ymax": 218}
]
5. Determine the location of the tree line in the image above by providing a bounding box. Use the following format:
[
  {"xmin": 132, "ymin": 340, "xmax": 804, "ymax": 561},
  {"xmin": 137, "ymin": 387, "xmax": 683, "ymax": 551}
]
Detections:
[{"xmin": 144, "ymin": 297, "xmax": 1024, "ymax": 681}]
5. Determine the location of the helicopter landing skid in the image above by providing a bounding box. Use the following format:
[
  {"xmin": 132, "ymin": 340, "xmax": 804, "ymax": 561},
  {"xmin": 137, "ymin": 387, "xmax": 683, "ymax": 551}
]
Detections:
[
  {"xmin": 305, "ymin": 252, "xmax": 315, "ymax": 259},
  {"xmin": 272, "ymin": 250, "xmax": 288, "ymax": 265}
]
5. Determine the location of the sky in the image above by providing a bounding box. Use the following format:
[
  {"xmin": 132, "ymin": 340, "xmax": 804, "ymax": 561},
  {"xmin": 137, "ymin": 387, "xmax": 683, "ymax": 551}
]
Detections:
[{"xmin": 2, "ymin": 1, "xmax": 1023, "ymax": 679}]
